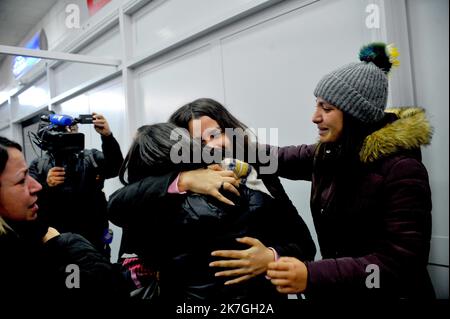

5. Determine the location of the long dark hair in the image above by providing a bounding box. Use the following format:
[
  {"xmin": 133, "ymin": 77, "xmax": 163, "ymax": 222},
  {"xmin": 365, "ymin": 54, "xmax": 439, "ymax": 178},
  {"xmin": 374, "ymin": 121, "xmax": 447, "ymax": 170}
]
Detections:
[
  {"xmin": 119, "ymin": 123, "xmax": 203, "ymax": 185},
  {"xmin": 169, "ymin": 98, "xmax": 258, "ymax": 164}
]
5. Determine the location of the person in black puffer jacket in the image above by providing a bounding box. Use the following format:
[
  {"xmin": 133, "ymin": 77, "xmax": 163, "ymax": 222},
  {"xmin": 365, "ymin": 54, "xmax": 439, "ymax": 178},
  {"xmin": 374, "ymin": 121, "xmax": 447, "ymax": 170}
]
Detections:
[{"xmin": 110, "ymin": 123, "xmax": 313, "ymax": 302}]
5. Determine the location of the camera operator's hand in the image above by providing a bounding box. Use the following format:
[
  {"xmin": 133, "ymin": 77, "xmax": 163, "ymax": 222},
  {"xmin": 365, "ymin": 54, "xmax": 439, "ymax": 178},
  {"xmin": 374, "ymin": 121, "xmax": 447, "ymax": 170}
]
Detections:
[
  {"xmin": 92, "ymin": 112, "xmax": 111, "ymax": 136},
  {"xmin": 47, "ymin": 167, "xmax": 65, "ymax": 187}
]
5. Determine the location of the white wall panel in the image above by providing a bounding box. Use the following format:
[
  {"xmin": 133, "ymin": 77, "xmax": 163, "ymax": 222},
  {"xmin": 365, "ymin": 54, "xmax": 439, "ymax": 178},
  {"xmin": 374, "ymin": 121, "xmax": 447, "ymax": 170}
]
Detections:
[
  {"xmin": 53, "ymin": 26, "xmax": 121, "ymax": 97},
  {"xmin": 407, "ymin": 0, "xmax": 449, "ymax": 242},
  {"xmin": 0, "ymin": 126, "xmax": 11, "ymax": 139},
  {"xmin": 17, "ymin": 77, "xmax": 49, "ymax": 108},
  {"xmin": 83, "ymin": 80, "xmax": 126, "ymax": 202},
  {"xmin": 0, "ymin": 103, "xmax": 9, "ymax": 128},
  {"xmin": 220, "ymin": 0, "xmax": 368, "ymax": 254},
  {"xmin": 132, "ymin": 0, "xmax": 272, "ymax": 57},
  {"xmin": 406, "ymin": 0, "xmax": 449, "ymax": 298},
  {"xmin": 12, "ymin": 78, "xmax": 49, "ymax": 121},
  {"xmin": 87, "ymin": 81, "xmax": 127, "ymax": 152},
  {"xmin": 136, "ymin": 45, "xmax": 222, "ymax": 126}
]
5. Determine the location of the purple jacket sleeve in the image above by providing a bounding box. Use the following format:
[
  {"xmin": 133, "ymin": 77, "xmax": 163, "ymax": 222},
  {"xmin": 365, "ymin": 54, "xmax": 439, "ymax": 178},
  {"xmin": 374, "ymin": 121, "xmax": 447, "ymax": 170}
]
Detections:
[{"xmin": 275, "ymin": 144, "xmax": 316, "ymax": 181}]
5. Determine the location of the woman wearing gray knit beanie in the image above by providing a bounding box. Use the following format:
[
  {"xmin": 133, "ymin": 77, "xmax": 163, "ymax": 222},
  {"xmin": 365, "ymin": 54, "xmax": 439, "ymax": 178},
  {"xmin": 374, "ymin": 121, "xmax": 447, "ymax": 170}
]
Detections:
[{"xmin": 266, "ymin": 42, "xmax": 435, "ymax": 299}]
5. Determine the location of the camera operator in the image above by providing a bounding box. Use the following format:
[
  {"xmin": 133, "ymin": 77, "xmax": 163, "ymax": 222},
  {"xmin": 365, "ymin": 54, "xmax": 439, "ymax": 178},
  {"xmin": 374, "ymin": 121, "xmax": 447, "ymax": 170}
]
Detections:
[{"xmin": 29, "ymin": 112, "xmax": 124, "ymax": 258}]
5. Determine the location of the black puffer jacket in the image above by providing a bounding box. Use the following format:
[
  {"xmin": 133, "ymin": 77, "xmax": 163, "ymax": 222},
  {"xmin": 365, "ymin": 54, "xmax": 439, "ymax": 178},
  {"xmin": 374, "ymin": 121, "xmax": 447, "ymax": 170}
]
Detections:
[
  {"xmin": 109, "ymin": 177, "xmax": 315, "ymax": 301},
  {"xmin": 0, "ymin": 219, "xmax": 130, "ymax": 302}
]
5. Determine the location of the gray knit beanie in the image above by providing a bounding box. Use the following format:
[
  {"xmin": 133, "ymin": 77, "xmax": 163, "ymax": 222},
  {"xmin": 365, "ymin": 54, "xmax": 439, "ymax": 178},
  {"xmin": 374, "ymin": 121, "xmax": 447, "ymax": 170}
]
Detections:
[{"xmin": 314, "ymin": 43, "xmax": 399, "ymax": 123}]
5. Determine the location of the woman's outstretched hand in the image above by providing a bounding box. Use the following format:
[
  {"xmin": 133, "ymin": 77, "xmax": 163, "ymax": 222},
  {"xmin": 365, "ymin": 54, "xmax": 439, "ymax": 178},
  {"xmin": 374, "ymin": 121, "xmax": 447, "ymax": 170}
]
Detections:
[
  {"xmin": 209, "ymin": 237, "xmax": 275, "ymax": 285},
  {"xmin": 267, "ymin": 257, "xmax": 308, "ymax": 294},
  {"xmin": 178, "ymin": 166, "xmax": 240, "ymax": 205}
]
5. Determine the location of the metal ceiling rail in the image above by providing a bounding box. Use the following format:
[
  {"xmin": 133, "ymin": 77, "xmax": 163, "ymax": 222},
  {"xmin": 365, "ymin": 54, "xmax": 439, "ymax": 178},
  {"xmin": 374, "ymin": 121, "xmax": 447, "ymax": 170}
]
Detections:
[{"xmin": 0, "ymin": 44, "xmax": 121, "ymax": 67}]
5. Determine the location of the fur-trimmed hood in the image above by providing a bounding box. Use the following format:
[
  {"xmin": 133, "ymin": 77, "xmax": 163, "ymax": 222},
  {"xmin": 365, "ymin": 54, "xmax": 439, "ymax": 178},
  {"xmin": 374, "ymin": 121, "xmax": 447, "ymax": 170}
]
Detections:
[{"xmin": 360, "ymin": 107, "xmax": 433, "ymax": 163}]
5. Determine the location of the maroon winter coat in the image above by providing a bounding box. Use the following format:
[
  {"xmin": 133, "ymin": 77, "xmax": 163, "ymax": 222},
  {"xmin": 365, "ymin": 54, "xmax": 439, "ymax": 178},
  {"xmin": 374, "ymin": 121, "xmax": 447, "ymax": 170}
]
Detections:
[{"xmin": 276, "ymin": 108, "xmax": 435, "ymax": 299}]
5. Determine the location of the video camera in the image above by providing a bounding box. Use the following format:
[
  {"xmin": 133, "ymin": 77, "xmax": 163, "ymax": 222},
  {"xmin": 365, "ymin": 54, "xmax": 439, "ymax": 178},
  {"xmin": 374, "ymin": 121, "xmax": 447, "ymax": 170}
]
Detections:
[{"xmin": 32, "ymin": 113, "xmax": 94, "ymax": 166}]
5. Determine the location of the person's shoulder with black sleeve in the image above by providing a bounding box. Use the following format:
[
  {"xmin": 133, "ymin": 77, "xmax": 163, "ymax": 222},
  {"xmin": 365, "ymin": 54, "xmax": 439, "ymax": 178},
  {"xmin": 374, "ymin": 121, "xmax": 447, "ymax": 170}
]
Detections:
[
  {"xmin": 0, "ymin": 221, "xmax": 61, "ymax": 300},
  {"xmin": 108, "ymin": 171, "xmax": 180, "ymax": 227},
  {"xmin": 43, "ymin": 232, "xmax": 130, "ymax": 300},
  {"xmin": 0, "ymin": 231, "xmax": 37, "ymax": 298},
  {"xmin": 89, "ymin": 133, "xmax": 124, "ymax": 179}
]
